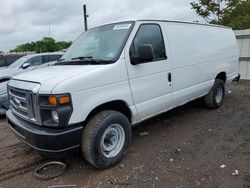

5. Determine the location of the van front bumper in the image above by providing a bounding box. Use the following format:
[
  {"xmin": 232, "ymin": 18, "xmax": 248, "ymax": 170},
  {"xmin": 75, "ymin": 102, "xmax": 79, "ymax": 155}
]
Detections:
[{"xmin": 6, "ymin": 110, "xmax": 83, "ymax": 156}]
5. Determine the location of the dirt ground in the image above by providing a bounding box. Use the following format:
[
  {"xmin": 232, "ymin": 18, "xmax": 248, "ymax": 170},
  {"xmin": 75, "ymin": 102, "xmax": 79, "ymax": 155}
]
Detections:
[{"xmin": 0, "ymin": 81, "xmax": 250, "ymax": 188}]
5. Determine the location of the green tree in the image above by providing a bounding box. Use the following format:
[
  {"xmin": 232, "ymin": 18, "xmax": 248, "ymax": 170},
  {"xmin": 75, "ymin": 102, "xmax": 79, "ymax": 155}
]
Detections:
[
  {"xmin": 190, "ymin": 0, "xmax": 244, "ymax": 25},
  {"xmin": 11, "ymin": 37, "xmax": 72, "ymax": 53},
  {"xmin": 222, "ymin": 1, "xmax": 250, "ymax": 29}
]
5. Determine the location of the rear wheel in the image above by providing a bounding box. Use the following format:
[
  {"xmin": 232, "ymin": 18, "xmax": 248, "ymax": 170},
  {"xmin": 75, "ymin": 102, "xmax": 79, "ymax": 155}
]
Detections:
[
  {"xmin": 81, "ymin": 110, "xmax": 132, "ymax": 169},
  {"xmin": 204, "ymin": 79, "xmax": 225, "ymax": 109}
]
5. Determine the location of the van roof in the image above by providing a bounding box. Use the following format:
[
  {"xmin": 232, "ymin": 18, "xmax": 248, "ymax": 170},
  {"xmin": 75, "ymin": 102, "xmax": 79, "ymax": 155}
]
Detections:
[
  {"xmin": 136, "ymin": 19, "xmax": 230, "ymax": 29},
  {"xmin": 96, "ymin": 19, "xmax": 231, "ymax": 29}
]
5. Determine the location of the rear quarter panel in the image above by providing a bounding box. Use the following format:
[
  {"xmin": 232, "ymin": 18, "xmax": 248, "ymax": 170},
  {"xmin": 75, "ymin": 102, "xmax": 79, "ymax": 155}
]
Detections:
[{"xmin": 163, "ymin": 22, "xmax": 238, "ymax": 106}]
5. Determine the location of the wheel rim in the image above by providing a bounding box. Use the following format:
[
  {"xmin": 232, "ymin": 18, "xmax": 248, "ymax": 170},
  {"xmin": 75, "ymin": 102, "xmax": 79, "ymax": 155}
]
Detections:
[
  {"xmin": 100, "ymin": 124, "xmax": 125, "ymax": 158},
  {"xmin": 215, "ymin": 86, "xmax": 223, "ymax": 104}
]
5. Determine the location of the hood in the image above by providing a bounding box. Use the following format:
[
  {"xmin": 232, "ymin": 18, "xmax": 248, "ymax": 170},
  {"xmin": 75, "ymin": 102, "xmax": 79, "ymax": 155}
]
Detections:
[
  {"xmin": 12, "ymin": 59, "xmax": 128, "ymax": 94},
  {"xmin": 12, "ymin": 65, "xmax": 106, "ymax": 93},
  {"xmin": 0, "ymin": 68, "xmax": 24, "ymax": 80}
]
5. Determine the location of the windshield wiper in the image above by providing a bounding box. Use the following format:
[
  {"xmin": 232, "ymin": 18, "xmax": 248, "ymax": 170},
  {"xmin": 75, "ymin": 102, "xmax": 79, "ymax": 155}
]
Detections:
[
  {"xmin": 71, "ymin": 56, "xmax": 93, "ymax": 61},
  {"xmin": 57, "ymin": 58, "xmax": 65, "ymax": 62},
  {"xmin": 71, "ymin": 56, "xmax": 101, "ymax": 64},
  {"xmin": 55, "ymin": 56, "xmax": 114, "ymax": 66}
]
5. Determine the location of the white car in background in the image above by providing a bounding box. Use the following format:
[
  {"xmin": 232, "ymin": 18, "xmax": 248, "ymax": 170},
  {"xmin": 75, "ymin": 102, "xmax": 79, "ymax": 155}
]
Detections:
[{"xmin": 0, "ymin": 52, "xmax": 63, "ymax": 115}]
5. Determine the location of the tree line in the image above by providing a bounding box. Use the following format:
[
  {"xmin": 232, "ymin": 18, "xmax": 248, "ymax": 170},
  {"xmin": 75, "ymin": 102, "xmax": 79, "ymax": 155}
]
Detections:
[{"xmin": 10, "ymin": 37, "xmax": 72, "ymax": 53}]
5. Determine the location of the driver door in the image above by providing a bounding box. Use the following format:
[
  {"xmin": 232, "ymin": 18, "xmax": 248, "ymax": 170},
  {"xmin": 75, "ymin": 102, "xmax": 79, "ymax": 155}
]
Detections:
[{"xmin": 125, "ymin": 23, "xmax": 173, "ymax": 122}]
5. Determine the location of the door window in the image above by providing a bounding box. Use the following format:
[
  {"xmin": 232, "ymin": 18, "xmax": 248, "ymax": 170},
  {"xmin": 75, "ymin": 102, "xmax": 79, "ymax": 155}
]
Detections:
[
  {"xmin": 25, "ymin": 56, "xmax": 43, "ymax": 66},
  {"xmin": 0, "ymin": 60, "xmax": 6, "ymax": 67},
  {"xmin": 130, "ymin": 24, "xmax": 166, "ymax": 62},
  {"xmin": 48, "ymin": 55, "xmax": 63, "ymax": 62}
]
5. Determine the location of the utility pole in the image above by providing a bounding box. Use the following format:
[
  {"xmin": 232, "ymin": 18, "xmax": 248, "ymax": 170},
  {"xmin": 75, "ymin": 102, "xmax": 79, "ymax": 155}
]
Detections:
[
  {"xmin": 83, "ymin": 4, "xmax": 89, "ymax": 31},
  {"xmin": 49, "ymin": 22, "xmax": 51, "ymax": 38}
]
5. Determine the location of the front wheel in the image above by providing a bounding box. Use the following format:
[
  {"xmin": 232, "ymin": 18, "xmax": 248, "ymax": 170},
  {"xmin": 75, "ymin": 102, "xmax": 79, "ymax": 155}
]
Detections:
[
  {"xmin": 81, "ymin": 110, "xmax": 132, "ymax": 169},
  {"xmin": 204, "ymin": 79, "xmax": 225, "ymax": 109}
]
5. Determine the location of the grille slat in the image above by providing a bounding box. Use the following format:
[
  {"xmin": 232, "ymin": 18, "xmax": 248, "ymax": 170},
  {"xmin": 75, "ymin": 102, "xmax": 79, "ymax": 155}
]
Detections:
[
  {"xmin": 10, "ymin": 100, "xmax": 28, "ymax": 111},
  {"xmin": 9, "ymin": 92, "xmax": 26, "ymax": 102},
  {"xmin": 9, "ymin": 87, "xmax": 36, "ymax": 123},
  {"xmin": 12, "ymin": 107, "xmax": 29, "ymax": 120}
]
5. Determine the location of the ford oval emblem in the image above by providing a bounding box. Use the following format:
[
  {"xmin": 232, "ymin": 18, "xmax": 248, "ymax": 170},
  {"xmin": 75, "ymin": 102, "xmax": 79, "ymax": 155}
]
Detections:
[{"xmin": 13, "ymin": 97, "xmax": 21, "ymax": 107}]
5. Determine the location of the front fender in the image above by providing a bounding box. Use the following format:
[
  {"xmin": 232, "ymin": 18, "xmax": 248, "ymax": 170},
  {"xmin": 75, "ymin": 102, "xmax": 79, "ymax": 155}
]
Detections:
[{"xmin": 69, "ymin": 81, "xmax": 137, "ymax": 125}]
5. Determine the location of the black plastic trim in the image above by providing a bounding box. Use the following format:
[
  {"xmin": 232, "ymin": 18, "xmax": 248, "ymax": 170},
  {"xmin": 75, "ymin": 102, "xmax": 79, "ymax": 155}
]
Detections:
[
  {"xmin": 239, "ymin": 57, "xmax": 250, "ymax": 61},
  {"xmin": 6, "ymin": 110, "xmax": 83, "ymax": 154}
]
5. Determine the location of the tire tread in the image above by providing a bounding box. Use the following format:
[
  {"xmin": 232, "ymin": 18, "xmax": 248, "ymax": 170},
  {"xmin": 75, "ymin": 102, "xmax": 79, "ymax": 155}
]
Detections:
[
  {"xmin": 81, "ymin": 110, "xmax": 131, "ymax": 169},
  {"xmin": 204, "ymin": 79, "xmax": 225, "ymax": 109},
  {"xmin": 82, "ymin": 110, "xmax": 114, "ymax": 167}
]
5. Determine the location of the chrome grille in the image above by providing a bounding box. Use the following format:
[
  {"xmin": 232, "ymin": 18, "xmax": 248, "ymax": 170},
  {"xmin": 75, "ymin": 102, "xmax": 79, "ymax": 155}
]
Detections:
[
  {"xmin": 8, "ymin": 80, "xmax": 41, "ymax": 125},
  {"xmin": 9, "ymin": 87, "xmax": 35, "ymax": 121}
]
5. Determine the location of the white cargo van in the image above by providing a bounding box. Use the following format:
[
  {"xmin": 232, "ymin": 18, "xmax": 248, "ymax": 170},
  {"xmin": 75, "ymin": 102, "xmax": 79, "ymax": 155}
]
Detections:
[{"xmin": 7, "ymin": 20, "xmax": 239, "ymax": 169}]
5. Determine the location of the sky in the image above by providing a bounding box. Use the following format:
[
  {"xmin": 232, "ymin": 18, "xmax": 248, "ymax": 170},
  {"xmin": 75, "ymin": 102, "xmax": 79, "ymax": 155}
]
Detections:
[{"xmin": 0, "ymin": 0, "xmax": 203, "ymax": 52}]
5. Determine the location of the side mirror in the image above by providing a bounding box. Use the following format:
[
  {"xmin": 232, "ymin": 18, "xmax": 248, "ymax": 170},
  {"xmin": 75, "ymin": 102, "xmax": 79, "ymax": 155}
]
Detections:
[
  {"xmin": 131, "ymin": 44, "xmax": 154, "ymax": 65},
  {"xmin": 22, "ymin": 63, "xmax": 31, "ymax": 69}
]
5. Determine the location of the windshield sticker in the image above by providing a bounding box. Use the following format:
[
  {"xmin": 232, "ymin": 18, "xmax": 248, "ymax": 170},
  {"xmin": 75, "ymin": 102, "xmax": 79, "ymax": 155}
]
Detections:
[{"xmin": 113, "ymin": 24, "xmax": 131, "ymax": 30}]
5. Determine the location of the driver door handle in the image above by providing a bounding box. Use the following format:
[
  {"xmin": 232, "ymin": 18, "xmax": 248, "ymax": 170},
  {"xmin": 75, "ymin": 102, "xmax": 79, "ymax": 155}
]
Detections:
[{"xmin": 168, "ymin": 73, "xmax": 172, "ymax": 82}]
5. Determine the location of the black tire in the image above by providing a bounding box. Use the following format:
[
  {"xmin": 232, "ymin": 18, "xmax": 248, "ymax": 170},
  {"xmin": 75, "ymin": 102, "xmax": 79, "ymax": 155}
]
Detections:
[
  {"xmin": 81, "ymin": 110, "xmax": 132, "ymax": 169},
  {"xmin": 204, "ymin": 79, "xmax": 225, "ymax": 109}
]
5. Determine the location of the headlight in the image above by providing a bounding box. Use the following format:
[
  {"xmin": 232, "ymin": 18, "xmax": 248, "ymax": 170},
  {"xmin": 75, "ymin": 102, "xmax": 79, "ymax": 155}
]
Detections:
[
  {"xmin": 51, "ymin": 110, "xmax": 59, "ymax": 123},
  {"xmin": 39, "ymin": 94, "xmax": 73, "ymax": 127}
]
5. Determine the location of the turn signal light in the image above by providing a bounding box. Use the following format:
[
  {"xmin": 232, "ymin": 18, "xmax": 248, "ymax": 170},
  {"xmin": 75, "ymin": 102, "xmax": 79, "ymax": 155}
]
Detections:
[
  {"xmin": 48, "ymin": 96, "xmax": 57, "ymax": 105},
  {"xmin": 59, "ymin": 96, "xmax": 70, "ymax": 104},
  {"xmin": 48, "ymin": 96, "xmax": 71, "ymax": 105}
]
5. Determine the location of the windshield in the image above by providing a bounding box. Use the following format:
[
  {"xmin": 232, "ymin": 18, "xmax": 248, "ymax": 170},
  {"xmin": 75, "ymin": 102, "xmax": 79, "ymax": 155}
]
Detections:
[
  {"xmin": 8, "ymin": 56, "xmax": 30, "ymax": 68},
  {"xmin": 60, "ymin": 22, "xmax": 134, "ymax": 64}
]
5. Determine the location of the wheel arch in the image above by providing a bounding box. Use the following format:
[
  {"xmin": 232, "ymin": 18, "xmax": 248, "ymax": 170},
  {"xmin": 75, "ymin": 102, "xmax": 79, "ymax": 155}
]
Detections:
[
  {"xmin": 84, "ymin": 100, "xmax": 132, "ymax": 124},
  {"xmin": 216, "ymin": 72, "xmax": 226, "ymax": 83}
]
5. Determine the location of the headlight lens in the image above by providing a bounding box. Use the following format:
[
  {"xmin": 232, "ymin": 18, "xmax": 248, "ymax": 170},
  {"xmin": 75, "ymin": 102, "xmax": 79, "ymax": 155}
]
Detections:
[
  {"xmin": 48, "ymin": 96, "xmax": 57, "ymax": 105},
  {"xmin": 39, "ymin": 94, "xmax": 73, "ymax": 127}
]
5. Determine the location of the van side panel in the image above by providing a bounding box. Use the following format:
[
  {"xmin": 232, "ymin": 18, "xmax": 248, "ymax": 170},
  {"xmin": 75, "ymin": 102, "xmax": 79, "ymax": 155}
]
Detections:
[{"xmin": 163, "ymin": 22, "xmax": 238, "ymax": 107}]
